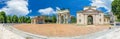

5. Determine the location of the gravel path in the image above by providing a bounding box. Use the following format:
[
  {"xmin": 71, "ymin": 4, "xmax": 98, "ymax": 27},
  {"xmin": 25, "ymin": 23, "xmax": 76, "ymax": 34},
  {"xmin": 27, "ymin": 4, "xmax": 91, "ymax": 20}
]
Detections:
[{"xmin": 13, "ymin": 24, "xmax": 110, "ymax": 37}]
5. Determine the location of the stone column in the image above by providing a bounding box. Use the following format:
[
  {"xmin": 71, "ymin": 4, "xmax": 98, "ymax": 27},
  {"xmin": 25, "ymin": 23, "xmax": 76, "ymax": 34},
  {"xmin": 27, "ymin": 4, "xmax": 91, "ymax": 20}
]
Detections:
[
  {"xmin": 93, "ymin": 15, "xmax": 96, "ymax": 25},
  {"xmin": 67, "ymin": 13, "xmax": 69, "ymax": 24},
  {"xmin": 63, "ymin": 14, "xmax": 66, "ymax": 24},
  {"xmin": 95, "ymin": 15, "xmax": 98, "ymax": 25},
  {"xmin": 84, "ymin": 15, "xmax": 87, "ymax": 25},
  {"xmin": 57, "ymin": 14, "xmax": 59, "ymax": 24},
  {"xmin": 66, "ymin": 15, "xmax": 69, "ymax": 24},
  {"xmin": 34, "ymin": 19, "xmax": 36, "ymax": 24},
  {"xmin": 101, "ymin": 13, "xmax": 104, "ymax": 24},
  {"xmin": 59, "ymin": 15, "xmax": 61, "ymax": 24},
  {"xmin": 83, "ymin": 15, "xmax": 85, "ymax": 25}
]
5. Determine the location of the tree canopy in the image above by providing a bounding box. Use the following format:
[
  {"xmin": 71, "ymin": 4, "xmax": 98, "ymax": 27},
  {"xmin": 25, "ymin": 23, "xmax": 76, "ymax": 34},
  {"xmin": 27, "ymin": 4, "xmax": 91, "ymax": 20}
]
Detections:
[
  {"xmin": 0, "ymin": 11, "xmax": 31, "ymax": 23},
  {"xmin": 71, "ymin": 16, "xmax": 76, "ymax": 23},
  {"xmin": 112, "ymin": 0, "xmax": 120, "ymax": 21},
  {"xmin": 0, "ymin": 11, "xmax": 6, "ymax": 23}
]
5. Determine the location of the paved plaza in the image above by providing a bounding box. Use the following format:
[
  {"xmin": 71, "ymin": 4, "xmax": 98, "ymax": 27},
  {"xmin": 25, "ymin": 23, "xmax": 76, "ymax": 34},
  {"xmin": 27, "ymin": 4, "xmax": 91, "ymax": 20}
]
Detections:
[
  {"xmin": 0, "ymin": 24, "xmax": 120, "ymax": 39},
  {"xmin": 14, "ymin": 24, "xmax": 111, "ymax": 37}
]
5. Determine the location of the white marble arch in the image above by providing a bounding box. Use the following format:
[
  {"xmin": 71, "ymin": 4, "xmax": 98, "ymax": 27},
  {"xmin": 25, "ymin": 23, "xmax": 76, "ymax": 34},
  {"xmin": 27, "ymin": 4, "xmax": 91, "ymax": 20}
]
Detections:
[{"xmin": 56, "ymin": 9, "xmax": 70, "ymax": 24}]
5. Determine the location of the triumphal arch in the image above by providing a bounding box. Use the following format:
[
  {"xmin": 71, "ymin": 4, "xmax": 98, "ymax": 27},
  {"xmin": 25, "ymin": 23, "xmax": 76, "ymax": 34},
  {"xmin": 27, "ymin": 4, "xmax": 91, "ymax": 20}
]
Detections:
[{"xmin": 57, "ymin": 9, "xmax": 70, "ymax": 24}]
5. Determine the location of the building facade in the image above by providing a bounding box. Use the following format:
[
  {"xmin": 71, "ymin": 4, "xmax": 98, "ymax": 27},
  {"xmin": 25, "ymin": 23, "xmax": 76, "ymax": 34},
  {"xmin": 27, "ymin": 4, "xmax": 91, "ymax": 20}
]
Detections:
[
  {"xmin": 77, "ymin": 6, "xmax": 110, "ymax": 25},
  {"xmin": 31, "ymin": 16, "xmax": 45, "ymax": 24}
]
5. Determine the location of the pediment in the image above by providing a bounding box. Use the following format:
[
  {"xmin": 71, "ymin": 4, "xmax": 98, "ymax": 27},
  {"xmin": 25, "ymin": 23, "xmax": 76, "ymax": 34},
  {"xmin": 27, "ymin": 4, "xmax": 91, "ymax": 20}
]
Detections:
[
  {"xmin": 86, "ymin": 9, "xmax": 95, "ymax": 12},
  {"xmin": 82, "ymin": 8, "xmax": 101, "ymax": 13},
  {"xmin": 77, "ymin": 6, "xmax": 103, "ymax": 13}
]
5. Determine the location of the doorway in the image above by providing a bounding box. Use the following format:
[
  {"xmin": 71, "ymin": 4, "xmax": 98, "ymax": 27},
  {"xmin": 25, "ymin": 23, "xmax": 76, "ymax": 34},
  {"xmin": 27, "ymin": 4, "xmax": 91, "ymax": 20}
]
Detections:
[{"xmin": 87, "ymin": 15, "xmax": 93, "ymax": 25}]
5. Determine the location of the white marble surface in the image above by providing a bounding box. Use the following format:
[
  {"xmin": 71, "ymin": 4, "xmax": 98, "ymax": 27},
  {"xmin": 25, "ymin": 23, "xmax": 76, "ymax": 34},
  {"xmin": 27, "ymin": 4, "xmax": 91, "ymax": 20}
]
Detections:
[
  {"xmin": 0, "ymin": 24, "xmax": 25, "ymax": 39},
  {"xmin": 96, "ymin": 27, "xmax": 120, "ymax": 39}
]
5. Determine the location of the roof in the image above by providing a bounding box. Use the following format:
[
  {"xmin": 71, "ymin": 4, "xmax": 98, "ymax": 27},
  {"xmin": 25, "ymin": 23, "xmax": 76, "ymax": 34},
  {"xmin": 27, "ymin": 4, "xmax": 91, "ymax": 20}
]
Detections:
[
  {"xmin": 57, "ymin": 9, "xmax": 69, "ymax": 14},
  {"xmin": 104, "ymin": 14, "xmax": 110, "ymax": 18}
]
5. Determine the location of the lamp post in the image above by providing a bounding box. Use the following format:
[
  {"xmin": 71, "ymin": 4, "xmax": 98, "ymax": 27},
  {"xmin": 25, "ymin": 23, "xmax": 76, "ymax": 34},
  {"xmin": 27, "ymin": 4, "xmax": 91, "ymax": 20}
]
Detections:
[{"xmin": 110, "ymin": 12, "xmax": 116, "ymax": 26}]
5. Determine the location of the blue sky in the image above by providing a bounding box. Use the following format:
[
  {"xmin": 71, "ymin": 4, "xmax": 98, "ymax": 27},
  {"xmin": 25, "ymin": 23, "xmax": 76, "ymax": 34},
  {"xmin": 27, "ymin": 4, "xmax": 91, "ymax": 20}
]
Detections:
[{"xmin": 0, "ymin": 0, "xmax": 113, "ymax": 16}]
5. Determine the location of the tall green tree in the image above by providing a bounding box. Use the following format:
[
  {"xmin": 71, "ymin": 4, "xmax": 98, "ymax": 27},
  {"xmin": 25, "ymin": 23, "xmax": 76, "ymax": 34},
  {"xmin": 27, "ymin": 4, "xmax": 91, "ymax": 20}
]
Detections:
[
  {"xmin": 26, "ymin": 16, "xmax": 31, "ymax": 23},
  {"xmin": 112, "ymin": 0, "xmax": 120, "ymax": 21},
  {"xmin": 22, "ymin": 16, "xmax": 26, "ymax": 23},
  {"xmin": 71, "ymin": 16, "xmax": 76, "ymax": 23},
  {"xmin": 18, "ymin": 17, "xmax": 22, "ymax": 23},
  {"xmin": 0, "ymin": 11, "xmax": 6, "ymax": 23},
  {"xmin": 44, "ymin": 16, "xmax": 50, "ymax": 23},
  {"xmin": 51, "ymin": 15, "xmax": 56, "ymax": 23},
  {"xmin": 6, "ymin": 15, "xmax": 12, "ymax": 23},
  {"xmin": 18, "ymin": 16, "xmax": 31, "ymax": 23},
  {"xmin": 12, "ymin": 15, "xmax": 18, "ymax": 23},
  {"xmin": 0, "ymin": 11, "xmax": 32, "ymax": 23},
  {"xmin": 0, "ymin": 15, "xmax": 4, "ymax": 23}
]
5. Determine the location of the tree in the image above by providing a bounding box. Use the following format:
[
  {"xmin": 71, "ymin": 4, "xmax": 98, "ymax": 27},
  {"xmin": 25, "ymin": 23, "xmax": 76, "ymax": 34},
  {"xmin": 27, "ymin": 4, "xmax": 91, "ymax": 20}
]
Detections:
[
  {"xmin": 6, "ymin": 15, "xmax": 12, "ymax": 23},
  {"xmin": 71, "ymin": 16, "xmax": 76, "ymax": 23},
  {"xmin": 0, "ymin": 11, "xmax": 6, "ymax": 23},
  {"xmin": 12, "ymin": 15, "xmax": 18, "ymax": 23},
  {"xmin": 26, "ymin": 16, "xmax": 31, "ymax": 23},
  {"xmin": 44, "ymin": 16, "xmax": 50, "ymax": 23},
  {"xmin": 0, "ymin": 15, "xmax": 4, "ymax": 23},
  {"xmin": 112, "ymin": 0, "xmax": 120, "ymax": 21},
  {"xmin": 18, "ymin": 17, "xmax": 22, "ymax": 23},
  {"xmin": 0, "ymin": 11, "xmax": 32, "ymax": 23},
  {"xmin": 51, "ymin": 15, "xmax": 56, "ymax": 23},
  {"xmin": 18, "ymin": 16, "xmax": 31, "ymax": 23}
]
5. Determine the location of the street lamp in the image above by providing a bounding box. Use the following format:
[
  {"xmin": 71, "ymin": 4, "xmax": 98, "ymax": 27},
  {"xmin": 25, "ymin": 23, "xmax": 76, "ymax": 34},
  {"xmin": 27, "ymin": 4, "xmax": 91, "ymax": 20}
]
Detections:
[{"xmin": 109, "ymin": 12, "xmax": 116, "ymax": 26}]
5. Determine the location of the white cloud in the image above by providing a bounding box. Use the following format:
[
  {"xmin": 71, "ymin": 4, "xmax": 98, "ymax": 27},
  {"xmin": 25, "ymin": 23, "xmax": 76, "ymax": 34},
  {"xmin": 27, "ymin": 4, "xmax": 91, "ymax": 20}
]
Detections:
[
  {"xmin": 56, "ymin": 7, "xmax": 60, "ymax": 10},
  {"xmin": 0, "ymin": 0, "xmax": 30, "ymax": 16},
  {"xmin": 90, "ymin": 0, "xmax": 114, "ymax": 12},
  {"xmin": 38, "ymin": 7, "xmax": 56, "ymax": 15}
]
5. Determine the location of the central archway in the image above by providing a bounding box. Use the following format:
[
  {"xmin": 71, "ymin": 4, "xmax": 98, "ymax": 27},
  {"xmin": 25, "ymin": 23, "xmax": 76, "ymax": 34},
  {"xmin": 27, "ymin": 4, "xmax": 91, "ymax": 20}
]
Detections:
[
  {"xmin": 87, "ymin": 15, "xmax": 93, "ymax": 25},
  {"xmin": 61, "ymin": 16, "xmax": 64, "ymax": 23}
]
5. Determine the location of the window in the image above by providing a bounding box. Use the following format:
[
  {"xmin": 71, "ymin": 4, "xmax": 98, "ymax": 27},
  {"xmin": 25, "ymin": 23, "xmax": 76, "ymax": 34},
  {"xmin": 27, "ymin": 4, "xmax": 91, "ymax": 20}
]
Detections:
[
  {"xmin": 99, "ymin": 14, "xmax": 101, "ymax": 16},
  {"xmin": 79, "ymin": 15, "xmax": 81, "ymax": 16},
  {"xmin": 79, "ymin": 19, "xmax": 81, "ymax": 22},
  {"xmin": 99, "ymin": 19, "xmax": 101, "ymax": 22},
  {"xmin": 104, "ymin": 19, "xmax": 106, "ymax": 22}
]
